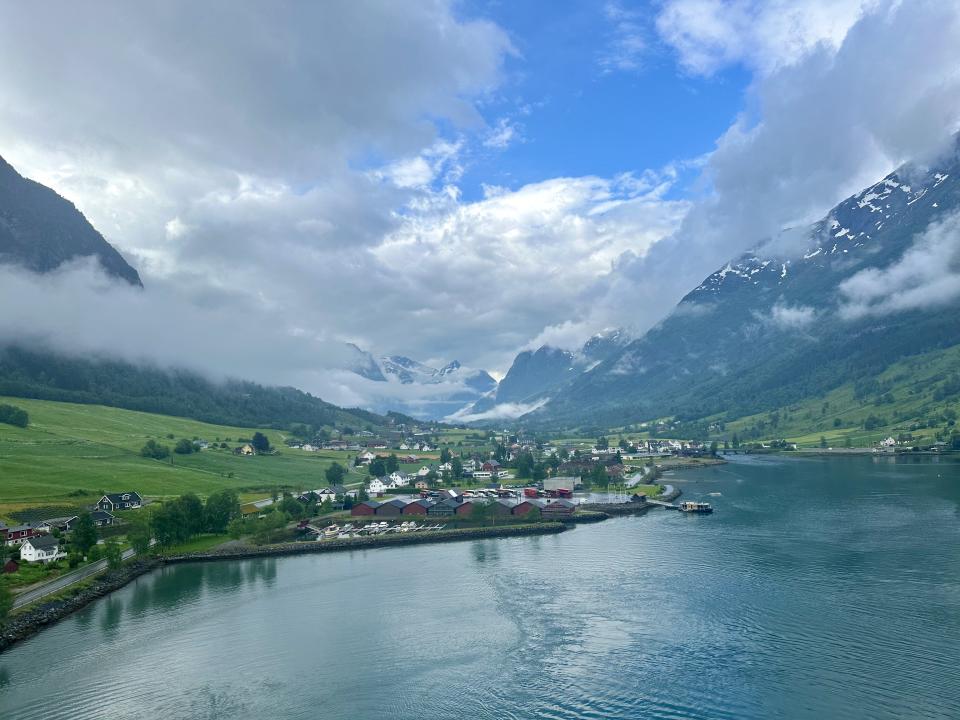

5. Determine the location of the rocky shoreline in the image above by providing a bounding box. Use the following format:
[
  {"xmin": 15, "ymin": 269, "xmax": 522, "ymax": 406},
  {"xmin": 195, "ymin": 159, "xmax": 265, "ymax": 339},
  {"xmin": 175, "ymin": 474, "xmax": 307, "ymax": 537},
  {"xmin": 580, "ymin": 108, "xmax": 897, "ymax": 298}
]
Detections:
[{"xmin": 0, "ymin": 559, "xmax": 162, "ymax": 654}]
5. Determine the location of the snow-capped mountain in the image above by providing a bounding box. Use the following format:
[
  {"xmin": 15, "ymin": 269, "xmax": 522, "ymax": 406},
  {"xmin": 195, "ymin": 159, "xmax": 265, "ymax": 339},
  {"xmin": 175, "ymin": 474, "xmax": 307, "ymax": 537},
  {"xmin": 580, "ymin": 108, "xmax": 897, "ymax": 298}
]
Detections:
[
  {"xmin": 341, "ymin": 347, "xmax": 496, "ymax": 420},
  {"xmin": 530, "ymin": 138, "xmax": 960, "ymax": 428}
]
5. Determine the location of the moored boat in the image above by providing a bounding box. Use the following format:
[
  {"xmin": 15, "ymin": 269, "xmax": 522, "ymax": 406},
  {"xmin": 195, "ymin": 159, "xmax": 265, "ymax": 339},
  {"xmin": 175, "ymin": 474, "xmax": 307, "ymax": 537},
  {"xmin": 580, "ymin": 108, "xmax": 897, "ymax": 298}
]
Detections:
[{"xmin": 678, "ymin": 501, "xmax": 713, "ymax": 514}]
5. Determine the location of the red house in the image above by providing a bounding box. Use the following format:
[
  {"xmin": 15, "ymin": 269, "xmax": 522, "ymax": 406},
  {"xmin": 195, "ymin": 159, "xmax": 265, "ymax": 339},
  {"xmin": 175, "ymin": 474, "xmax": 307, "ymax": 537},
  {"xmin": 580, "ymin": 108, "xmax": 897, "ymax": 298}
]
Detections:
[
  {"xmin": 3, "ymin": 523, "xmax": 39, "ymax": 545},
  {"xmin": 3, "ymin": 558, "xmax": 20, "ymax": 574},
  {"xmin": 453, "ymin": 501, "xmax": 475, "ymax": 517},
  {"xmin": 350, "ymin": 500, "xmax": 380, "ymax": 517},
  {"xmin": 481, "ymin": 460, "xmax": 501, "ymax": 472}
]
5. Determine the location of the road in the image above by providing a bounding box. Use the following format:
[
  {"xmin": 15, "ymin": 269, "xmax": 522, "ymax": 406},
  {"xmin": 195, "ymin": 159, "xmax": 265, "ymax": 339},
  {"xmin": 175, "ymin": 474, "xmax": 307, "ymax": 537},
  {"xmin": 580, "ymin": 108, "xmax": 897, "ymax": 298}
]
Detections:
[{"xmin": 12, "ymin": 547, "xmax": 139, "ymax": 610}]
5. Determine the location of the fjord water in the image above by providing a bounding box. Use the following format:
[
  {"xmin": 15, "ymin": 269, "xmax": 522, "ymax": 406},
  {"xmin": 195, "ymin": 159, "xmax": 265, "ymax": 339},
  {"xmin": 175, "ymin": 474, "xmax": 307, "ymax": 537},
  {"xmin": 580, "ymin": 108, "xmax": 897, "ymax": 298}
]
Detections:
[{"xmin": 2, "ymin": 456, "xmax": 959, "ymax": 720}]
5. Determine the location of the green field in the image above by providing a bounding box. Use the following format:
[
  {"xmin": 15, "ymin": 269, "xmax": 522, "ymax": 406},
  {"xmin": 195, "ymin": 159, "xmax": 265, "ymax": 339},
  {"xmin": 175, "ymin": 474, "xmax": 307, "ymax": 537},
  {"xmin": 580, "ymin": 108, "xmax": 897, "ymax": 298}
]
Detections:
[{"xmin": 0, "ymin": 396, "xmax": 370, "ymax": 517}]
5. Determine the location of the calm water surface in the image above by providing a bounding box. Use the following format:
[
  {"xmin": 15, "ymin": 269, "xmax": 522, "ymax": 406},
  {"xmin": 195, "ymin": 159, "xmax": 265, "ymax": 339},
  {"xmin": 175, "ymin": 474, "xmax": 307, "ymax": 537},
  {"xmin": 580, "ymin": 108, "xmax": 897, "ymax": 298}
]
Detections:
[{"xmin": 2, "ymin": 455, "xmax": 959, "ymax": 719}]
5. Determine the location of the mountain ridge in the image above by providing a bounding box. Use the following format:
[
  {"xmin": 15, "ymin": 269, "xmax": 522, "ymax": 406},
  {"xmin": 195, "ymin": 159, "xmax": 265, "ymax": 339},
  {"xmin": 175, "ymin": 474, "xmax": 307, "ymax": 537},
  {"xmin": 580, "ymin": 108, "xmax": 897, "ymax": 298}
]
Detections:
[
  {"xmin": 526, "ymin": 138, "xmax": 960, "ymax": 430},
  {"xmin": 0, "ymin": 154, "xmax": 142, "ymax": 286}
]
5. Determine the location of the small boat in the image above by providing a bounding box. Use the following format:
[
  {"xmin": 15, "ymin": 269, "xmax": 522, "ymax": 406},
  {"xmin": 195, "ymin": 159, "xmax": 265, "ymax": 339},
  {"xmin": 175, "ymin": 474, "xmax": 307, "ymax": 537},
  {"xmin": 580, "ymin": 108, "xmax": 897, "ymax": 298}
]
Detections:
[
  {"xmin": 678, "ymin": 501, "xmax": 713, "ymax": 514},
  {"xmin": 323, "ymin": 525, "xmax": 340, "ymax": 539}
]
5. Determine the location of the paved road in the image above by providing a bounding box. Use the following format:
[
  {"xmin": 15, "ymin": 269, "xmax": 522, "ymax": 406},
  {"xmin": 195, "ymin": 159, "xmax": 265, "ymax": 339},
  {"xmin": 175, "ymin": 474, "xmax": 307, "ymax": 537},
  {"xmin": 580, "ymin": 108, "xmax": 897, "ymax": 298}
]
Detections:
[{"xmin": 12, "ymin": 547, "xmax": 138, "ymax": 610}]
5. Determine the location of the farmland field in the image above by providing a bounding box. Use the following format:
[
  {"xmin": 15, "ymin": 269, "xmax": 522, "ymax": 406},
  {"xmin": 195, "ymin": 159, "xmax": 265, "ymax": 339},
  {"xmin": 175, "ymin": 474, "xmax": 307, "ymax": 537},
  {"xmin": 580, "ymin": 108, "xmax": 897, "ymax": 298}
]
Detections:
[{"xmin": 0, "ymin": 396, "xmax": 371, "ymax": 517}]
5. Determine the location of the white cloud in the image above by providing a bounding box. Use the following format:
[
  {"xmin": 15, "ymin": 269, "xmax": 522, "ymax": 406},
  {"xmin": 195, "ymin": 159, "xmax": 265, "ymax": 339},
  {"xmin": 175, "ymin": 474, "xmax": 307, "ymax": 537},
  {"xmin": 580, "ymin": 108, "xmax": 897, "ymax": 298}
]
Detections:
[
  {"xmin": 590, "ymin": 0, "xmax": 960, "ymax": 337},
  {"xmin": 764, "ymin": 302, "xmax": 817, "ymax": 329},
  {"xmin": 446, "ymin": 398, "xmax": 549, "ymax": 423},
  {"xmin": 656, "ymin": 0, "xmax": 873, "ymax": 76},
  {"xmin": 483, "ymin": 117, "xmax": 521, "ymax": 149},
  {"xmin": 599, "ymin": 2, "xmax": 647, "ymax": 73},
  {"xmin": 371, "ymin": 170, "xmax": 689, "ymax": 368},
  {"xmin": 839, "ymin": 209, "xmax": 960, "ymax": 319}
]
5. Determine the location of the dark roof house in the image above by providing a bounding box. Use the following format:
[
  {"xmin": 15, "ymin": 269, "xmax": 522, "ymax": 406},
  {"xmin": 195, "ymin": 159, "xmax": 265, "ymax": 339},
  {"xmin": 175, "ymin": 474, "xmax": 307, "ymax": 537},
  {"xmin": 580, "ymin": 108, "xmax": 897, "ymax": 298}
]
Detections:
[{"xmin": 97, "ymin": 492, "xmax": 143, "ymax": 512}]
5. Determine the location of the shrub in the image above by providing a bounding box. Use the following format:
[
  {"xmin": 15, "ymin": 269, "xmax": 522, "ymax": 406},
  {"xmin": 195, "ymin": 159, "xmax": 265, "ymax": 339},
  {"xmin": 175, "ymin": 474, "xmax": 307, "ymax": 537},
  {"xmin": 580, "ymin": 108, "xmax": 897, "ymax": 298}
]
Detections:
[{"xmin": 0, "ymin": 403, "xmax": 28, "ymax": 428}]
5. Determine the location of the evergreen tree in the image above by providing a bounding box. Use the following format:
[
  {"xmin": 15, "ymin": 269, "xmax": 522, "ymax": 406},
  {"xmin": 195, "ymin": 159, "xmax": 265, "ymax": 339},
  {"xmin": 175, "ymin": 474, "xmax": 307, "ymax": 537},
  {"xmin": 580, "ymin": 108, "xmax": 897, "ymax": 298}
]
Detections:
[{"xmin": 251, "ymin": 431, "xmax": 271, "ymax": 453}]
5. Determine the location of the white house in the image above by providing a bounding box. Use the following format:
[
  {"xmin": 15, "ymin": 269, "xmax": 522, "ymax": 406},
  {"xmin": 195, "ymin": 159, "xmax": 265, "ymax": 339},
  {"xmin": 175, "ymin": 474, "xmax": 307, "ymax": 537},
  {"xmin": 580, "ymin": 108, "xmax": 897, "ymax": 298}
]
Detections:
[
  {"xmin": 368, "ymin": 477, "xmax": 388, "ymax": 495},
  {"xmin": 438, "ymin": 462, "xmax": 452, "ymax": 472},
  {"xmin": 398, "ymin": 443, "xmax": 410, "ymax": 450},
  {"xmin": 359, "ymin": 451, "xmax": 377, "ymax": 464},
  {"xmin": 462, "ymin": 459, "xmax": 477, "ymax": 472},
  {"xmin": 879, "ymin": 437, "xmax": 897, "ymax": 447},
  {"xmin": 388, "ymin": 472, "xmax": 409, "ymax": 487},
  {"xmin": 416, "ymin": 466, "xmax": 432, "ymax": 477},
  {"xmin": 20, "ymin": 535, "xmax": 65, "ymax": 563}
]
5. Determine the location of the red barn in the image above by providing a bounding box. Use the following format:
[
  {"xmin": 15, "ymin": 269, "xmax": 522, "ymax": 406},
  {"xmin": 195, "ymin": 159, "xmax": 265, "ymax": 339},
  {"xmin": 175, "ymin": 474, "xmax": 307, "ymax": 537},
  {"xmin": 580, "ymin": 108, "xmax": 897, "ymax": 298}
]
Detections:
[
  {"xmin": 351, "ymin": 501, "xmax": 380, "ymax": 517},
  {"xmin": 454, "ymin": 501, "xmax": 475, "ymax": 517}
]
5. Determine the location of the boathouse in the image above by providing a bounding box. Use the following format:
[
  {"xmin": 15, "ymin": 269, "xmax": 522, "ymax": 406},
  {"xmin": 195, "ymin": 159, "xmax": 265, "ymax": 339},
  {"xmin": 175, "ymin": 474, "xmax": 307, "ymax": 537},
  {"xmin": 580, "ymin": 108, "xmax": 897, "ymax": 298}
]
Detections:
[
  {"xmin": 401, "ymin": 499, "xmax": 433, "ymax": 515},
  {"xmin": 350, "ymin": 500, "xmax": 380, "ymax": 517},
  {"xmin": 541, "ymin": 499, "xmax": 576, "ymax": 518},
  {"xmin": 427, "ymin": 498, "xmax": 460, "ymax": 517},
  {"xmin": 492, "ymin": 499, "xmax": 516, "ymax": 517},
  {"xmin": 511, "ymin": 500, "xmax": 541, "ymax": 518},
  {"xmin": 375, "ymin": 498, "xmax": 407, "ymax": 517}
]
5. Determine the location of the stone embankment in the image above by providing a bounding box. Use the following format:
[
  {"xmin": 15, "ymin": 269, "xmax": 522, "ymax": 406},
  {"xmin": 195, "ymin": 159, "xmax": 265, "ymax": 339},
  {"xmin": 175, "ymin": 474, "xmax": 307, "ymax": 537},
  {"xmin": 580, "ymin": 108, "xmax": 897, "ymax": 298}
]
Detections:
[
  {"xmin": 0, "ymin": 559, "xmax": 160, "ymax": 654},
  {"xmin": 165, "ymin": 522, "xmax": 568, "ymax": 563}
]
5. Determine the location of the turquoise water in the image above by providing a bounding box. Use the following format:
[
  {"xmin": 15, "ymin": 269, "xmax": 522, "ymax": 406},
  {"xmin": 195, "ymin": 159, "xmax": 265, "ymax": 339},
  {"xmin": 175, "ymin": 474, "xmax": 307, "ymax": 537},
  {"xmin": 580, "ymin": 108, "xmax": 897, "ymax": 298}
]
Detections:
[{"xmin": 2, "ymin": 455, "xmax": 959, "ymax": 719}]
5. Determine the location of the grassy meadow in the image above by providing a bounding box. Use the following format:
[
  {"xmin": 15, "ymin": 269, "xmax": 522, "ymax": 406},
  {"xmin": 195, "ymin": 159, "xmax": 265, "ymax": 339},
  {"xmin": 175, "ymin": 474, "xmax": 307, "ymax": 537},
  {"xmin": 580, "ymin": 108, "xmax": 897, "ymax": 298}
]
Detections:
[{"xmin": 0, "ymin": 396, "xmax": 371, "ymax": 518}]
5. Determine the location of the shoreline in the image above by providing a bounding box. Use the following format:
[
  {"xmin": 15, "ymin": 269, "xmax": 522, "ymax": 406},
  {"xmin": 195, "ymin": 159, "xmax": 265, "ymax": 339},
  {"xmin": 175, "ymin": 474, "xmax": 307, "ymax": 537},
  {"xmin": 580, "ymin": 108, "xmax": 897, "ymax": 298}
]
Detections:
[{"xmin": 0, "ymin": 502, "xmax": 660, "ymax": 654}]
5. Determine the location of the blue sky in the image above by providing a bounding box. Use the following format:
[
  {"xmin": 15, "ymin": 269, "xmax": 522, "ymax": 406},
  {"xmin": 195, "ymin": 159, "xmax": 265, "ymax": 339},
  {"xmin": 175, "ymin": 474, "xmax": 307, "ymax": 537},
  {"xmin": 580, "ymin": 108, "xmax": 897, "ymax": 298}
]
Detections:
[{"xmin": 456, "ymin": 0, "xmax": 751, "ymax": 201}]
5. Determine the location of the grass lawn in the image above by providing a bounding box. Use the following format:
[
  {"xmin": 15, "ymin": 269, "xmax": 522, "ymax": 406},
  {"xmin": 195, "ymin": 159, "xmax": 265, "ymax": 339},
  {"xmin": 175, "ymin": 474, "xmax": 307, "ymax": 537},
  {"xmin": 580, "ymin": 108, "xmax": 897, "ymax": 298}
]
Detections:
[
  {"xmin": 156, "ymin": 533, "xmax": 231, "ymax": 556},
  {"xmin": 0, "ymin": 558, "xmax": 68, "ymax": 592},
  {"xmin": 0, "ymin": 396, "xmax": 368, "ymax": 518},
  {"xmin": 625, "ymin": 484, "xmax": 665, "ymax": 497}
]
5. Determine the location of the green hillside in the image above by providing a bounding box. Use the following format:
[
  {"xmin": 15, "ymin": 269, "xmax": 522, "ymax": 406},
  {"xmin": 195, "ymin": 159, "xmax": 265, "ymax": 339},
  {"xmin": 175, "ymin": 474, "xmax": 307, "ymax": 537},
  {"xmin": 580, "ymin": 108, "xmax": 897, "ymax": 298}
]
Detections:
[
  {"xmin": 0, "ymin": 396, "xmax": 371, "ymax": 517},
  {"xmin": 720, "ymin": 344, "xmax": 960, "ymax": 448},
  {"xmin": 607, "ymin": 344, "xmax": 960, "ymax": 449}
]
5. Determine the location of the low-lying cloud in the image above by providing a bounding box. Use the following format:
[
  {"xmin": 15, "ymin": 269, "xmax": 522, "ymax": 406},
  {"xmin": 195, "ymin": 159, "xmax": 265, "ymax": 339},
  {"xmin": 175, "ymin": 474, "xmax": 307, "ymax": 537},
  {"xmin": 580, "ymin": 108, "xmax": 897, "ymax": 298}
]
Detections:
[
  {"xmin": 446, "ymin": 398, "xmax": 550, "ymax": 424},
  {"xmin": 839, "ymin": 209, "xmax": 960, "ymax": 319}
]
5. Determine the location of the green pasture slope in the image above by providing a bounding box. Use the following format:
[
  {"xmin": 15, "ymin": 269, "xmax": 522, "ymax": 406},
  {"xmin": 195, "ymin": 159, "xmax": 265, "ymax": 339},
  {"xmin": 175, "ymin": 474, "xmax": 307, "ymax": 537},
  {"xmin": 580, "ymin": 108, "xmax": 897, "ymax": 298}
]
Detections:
[{"xmin": 0, "ymin": 396, "xmax": 367, "ymax": 515}]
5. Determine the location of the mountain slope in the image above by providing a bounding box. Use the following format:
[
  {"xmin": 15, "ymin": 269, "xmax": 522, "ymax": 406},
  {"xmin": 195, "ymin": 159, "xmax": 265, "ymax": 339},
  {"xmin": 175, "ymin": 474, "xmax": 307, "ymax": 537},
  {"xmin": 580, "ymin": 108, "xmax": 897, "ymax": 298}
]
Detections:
[
  {"xmin": 468, "ymin": 329, "xmax": 628, "ymax": 416},
  {"xmin": 0, "ymin": 345, "xmax": 394, "ymax": 432},
  {"xmin": 0, "ymin": 155, "xmax": 141, "ymax": 286},
  {"xmin": 532, "ymin": 140, "xmax": 960, "ymax": 429}
]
